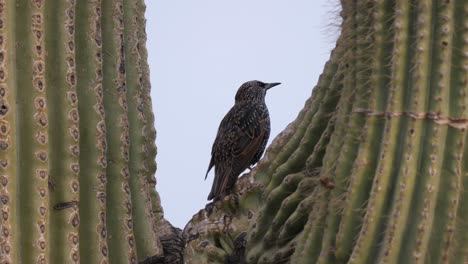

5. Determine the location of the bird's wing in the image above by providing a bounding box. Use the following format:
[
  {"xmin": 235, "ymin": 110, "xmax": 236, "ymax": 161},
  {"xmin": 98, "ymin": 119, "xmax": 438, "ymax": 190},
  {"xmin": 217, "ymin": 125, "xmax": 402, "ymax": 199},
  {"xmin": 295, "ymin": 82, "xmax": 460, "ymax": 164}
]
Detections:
[
  {"xmin": 230, "ymin": 107, "xmax": 267, "ymax": 174},
  {"xmin": 205, "ymin": 111, "xmax": 230, "ymax": 180},
  {"xmin": 205, "ymin": 119, "xmax": 227, "ymax": 180},
  {"xmin": 205, "ymin": 157, "xmax": 214, "ymax": 180},
  {"xmin": 207, "ymin": 161, "xmax": 233, "ymax": 200}
]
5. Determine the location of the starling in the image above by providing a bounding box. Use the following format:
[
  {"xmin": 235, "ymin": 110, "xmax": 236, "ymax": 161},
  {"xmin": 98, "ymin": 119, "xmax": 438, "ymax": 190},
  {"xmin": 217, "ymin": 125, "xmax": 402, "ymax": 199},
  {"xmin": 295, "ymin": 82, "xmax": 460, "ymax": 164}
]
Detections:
[{"xmin": 205, "ymin": 80, "xmax": 280, "ymax": 201}]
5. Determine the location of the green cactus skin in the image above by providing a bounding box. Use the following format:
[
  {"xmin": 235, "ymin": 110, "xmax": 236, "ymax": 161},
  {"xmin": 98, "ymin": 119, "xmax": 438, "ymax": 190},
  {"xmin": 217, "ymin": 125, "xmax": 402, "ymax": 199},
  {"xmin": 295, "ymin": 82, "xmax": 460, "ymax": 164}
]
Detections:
[
  {"xmin": 0, "ymin": 0, "xmax": 166, "ymax": 263},
  {"xmin": 183, "ymin": 0, "xmax": 468, "ymax": 263},
  {"xmin": 0, "ymin": 1, "xmax": 18, "ymax": 263}
]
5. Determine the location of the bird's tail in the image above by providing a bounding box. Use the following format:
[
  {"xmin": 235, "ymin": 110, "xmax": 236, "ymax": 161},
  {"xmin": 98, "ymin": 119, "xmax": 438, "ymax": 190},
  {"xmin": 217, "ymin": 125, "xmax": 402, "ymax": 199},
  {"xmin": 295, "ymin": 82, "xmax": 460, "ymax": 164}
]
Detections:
[
  {"xmin": 207, "ymin": 164, "xmax": 234, "ymax": 200},
  {"xmin": 207, "ymin": 189, "xmax": 216, "ymax": 201},
  {"xmin": 205, "ymin": 158, "xmax": 215, "ymax": 180}
]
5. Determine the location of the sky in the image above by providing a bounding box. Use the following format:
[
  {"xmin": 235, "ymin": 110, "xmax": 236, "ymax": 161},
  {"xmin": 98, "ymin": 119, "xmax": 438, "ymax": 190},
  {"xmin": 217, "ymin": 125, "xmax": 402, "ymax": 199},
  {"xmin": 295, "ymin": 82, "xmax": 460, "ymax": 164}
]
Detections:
[{"xmin": 146, "ymin": 1, "xmax": 339, "ymax": 228}]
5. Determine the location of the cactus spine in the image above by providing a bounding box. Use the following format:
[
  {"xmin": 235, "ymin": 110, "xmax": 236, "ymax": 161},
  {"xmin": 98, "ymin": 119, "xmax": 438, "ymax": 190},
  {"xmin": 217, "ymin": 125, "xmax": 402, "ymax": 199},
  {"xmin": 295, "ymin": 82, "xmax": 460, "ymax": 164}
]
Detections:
[{"xmin": 183, "ymin": 0, "xmax": 468, "ymax": 263}]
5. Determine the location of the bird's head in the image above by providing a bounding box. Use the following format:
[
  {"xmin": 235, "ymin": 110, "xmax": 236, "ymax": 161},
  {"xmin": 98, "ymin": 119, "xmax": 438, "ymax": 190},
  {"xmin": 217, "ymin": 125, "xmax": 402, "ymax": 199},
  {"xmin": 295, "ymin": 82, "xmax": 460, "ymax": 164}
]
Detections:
[{"xmin": 234, "ymin": 80, "xmax": 281, "ymax": 102}]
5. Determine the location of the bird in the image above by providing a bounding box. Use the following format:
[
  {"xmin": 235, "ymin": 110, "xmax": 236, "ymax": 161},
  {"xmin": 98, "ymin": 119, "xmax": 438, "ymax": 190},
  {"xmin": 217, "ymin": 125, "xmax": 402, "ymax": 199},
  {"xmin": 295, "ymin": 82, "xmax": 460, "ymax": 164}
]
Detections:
[{"xmin": 205, "ymin": 80, "xmax": 280, "ymax": 201}]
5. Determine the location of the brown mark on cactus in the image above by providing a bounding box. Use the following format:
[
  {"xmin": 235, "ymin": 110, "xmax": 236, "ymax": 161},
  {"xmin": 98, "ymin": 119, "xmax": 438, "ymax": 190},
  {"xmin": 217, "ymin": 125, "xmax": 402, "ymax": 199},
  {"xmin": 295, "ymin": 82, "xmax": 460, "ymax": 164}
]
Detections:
[{"xmin": 53, "ymin": 200, "xmax": 79, "ymax": 211}]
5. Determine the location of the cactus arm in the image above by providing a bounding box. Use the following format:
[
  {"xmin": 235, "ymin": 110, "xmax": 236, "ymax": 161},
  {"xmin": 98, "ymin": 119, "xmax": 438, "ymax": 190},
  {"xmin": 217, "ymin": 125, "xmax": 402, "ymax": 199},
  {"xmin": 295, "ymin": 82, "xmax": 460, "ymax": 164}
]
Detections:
[{"xmin": 0, "ymin": 1, "xmax": 171, "ymax": 262}]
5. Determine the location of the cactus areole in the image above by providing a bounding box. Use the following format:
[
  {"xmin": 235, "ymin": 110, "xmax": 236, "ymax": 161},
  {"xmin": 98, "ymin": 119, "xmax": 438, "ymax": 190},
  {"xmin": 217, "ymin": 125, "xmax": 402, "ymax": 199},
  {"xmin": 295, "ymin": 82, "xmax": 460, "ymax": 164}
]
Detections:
[{"xmin": 1, "ymin": 0, "xmax": 467, "ymax": 263}]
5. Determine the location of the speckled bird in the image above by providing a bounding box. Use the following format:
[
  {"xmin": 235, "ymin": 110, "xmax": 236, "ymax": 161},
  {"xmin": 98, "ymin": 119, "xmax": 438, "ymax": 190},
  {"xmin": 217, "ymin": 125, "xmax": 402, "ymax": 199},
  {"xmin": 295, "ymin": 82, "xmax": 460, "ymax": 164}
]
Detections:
[{"xmin": 205, "ymin": 80, "xmax": 280, "ymax": 201}]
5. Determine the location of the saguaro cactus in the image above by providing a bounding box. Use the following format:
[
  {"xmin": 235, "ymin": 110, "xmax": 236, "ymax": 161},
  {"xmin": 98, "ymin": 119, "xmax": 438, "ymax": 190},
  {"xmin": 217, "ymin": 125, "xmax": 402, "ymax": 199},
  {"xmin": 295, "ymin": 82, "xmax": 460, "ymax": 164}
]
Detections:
[
  {"xmin": 184, "ymin": 0, "xmax": 468, "ymax": 263},
  {"xmin": 3, "ymin": 0, "xmax": 468, "ymax": 263},
  {"xmin": 0, "ymin": 0, "xmax": 171, "ymax": 263}
]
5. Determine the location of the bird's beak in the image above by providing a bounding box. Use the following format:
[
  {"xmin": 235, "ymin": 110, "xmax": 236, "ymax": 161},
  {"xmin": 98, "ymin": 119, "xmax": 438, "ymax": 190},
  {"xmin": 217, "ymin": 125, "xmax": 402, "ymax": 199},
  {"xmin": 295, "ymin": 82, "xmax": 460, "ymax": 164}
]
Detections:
[{"xmin": 265, "ymin": 82, "xmax": 281, "ymax": 90}]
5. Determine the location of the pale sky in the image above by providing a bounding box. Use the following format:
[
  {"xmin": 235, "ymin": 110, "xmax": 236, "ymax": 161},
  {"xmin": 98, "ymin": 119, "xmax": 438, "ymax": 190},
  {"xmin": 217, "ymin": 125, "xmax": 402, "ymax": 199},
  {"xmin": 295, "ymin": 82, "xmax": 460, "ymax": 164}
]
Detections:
[{"xmin": 146, "ymin": 1, "xmax": 338, "ymax": 228}]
